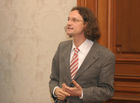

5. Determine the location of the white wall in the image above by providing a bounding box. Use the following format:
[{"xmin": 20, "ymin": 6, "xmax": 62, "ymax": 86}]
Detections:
[{"xmin": 0, "ymin": 0, "xmax": 76, "ymax": 103}]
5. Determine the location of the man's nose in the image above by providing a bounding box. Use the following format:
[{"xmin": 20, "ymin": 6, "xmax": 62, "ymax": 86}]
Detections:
[{"xmin": 67, "ymin": 20, "xmax": 73, "ymax": 25}]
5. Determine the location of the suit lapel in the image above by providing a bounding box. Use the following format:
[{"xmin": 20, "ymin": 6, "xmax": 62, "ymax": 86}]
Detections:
[
  {"xmin": 63, "ymin": 41, "xmax": 72, "ymax": 82},
  {"xmin": 74, "ymin": 42, "xmax": 99, "ymax": 80}
]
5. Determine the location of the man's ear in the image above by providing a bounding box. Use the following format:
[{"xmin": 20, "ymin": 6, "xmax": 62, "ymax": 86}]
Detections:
[
  {"xmin": 84, "ymin": 22, "xmax": 88, "ymax": 28},
  {"xmin": 84, "ymin": 22, "xmax": 88, "ymax": 29}
]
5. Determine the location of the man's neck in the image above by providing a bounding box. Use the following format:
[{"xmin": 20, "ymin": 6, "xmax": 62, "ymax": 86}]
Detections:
[{"xmin": 73, "ymin": 37, "xmax": 86, "ymax": 48}]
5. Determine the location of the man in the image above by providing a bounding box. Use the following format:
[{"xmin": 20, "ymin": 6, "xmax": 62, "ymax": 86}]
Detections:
[{"xmin": 49, "ymin": 6, "xmax": 115, "ymax": 103}]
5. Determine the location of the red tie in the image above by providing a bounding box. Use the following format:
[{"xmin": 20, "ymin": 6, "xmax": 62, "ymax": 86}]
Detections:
[{"xmin": 70, "ymin": 48, "xmax": 79, "ymax": 79}]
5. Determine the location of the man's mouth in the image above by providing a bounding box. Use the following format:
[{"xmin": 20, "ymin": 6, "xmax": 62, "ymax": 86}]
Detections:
[{"xmin": 67, "ymin": 27, "xmax": 73, "ymax": 30}]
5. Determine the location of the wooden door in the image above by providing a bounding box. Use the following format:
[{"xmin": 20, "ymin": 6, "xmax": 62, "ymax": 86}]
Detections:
[{"xmin": 77, "ymin": 0, "xmax": 140, "ymax": 102}]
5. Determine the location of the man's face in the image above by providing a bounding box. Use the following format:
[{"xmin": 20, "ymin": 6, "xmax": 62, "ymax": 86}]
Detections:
[{"xmin": 66, "ymin": 10, "xmax": 86, "ymax": 37}]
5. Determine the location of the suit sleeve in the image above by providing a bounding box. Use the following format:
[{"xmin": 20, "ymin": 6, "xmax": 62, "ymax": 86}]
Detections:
[
  {"xmin": 49, "ymin": 44, "xmax": 60, "ymax": 100},
  {"xmin": 82, "ymin": 54, "xmax": 115, "ymax": 102}
]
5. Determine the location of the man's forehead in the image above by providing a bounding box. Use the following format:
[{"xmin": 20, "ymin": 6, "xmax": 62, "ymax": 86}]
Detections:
[{"xmin": 68, "ymin": 10, "xmax": 82, "ymax": 18}]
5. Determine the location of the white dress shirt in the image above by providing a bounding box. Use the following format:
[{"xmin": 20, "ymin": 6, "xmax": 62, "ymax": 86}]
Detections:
[
  {"xmin": 70, "ymin": 39, "xmax": 94, "ymax": 69},
  {"xmin": 53, "ymin": 39, "xmax": 94, "ymax": 99}
]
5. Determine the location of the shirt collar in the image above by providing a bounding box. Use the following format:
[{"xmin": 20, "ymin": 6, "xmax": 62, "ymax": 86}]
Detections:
[{"xmin": 71, "ymin": 39, "xmax": 94, "ymax": 53}]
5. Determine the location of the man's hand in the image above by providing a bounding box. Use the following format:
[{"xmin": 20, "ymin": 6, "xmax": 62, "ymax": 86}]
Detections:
[
  {"xmin": 55, "ymin": 87, "xmax": 70, "ymax": 100},
  {"xmin": 62, "ymin": 80, "xmax": 82, "ymax": 97}
]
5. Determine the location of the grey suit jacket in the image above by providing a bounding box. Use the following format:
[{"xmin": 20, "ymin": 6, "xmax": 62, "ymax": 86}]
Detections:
[{"xmin": 49, "ymin": 40, "xmax": 115, "ymax": 103}]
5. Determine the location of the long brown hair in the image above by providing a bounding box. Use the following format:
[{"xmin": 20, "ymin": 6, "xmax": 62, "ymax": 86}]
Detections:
[{"xmin": 71, "ymin": 6, "xmax": 100, "ymax": 41}]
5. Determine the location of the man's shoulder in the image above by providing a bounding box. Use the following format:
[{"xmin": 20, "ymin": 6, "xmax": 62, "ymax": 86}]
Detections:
[
  {"xmin": 95, "ymin": 42, "xmax": 115, "ymax": 58},
  {"xmin": 59, "ymin": 40, "xmax": 72, "ymax": 47}
]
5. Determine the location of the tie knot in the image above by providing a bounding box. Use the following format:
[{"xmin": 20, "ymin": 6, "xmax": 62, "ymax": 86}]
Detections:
[{"xmin": 74, "ymin": 48, "xmax": 79, "ymax": 53}]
